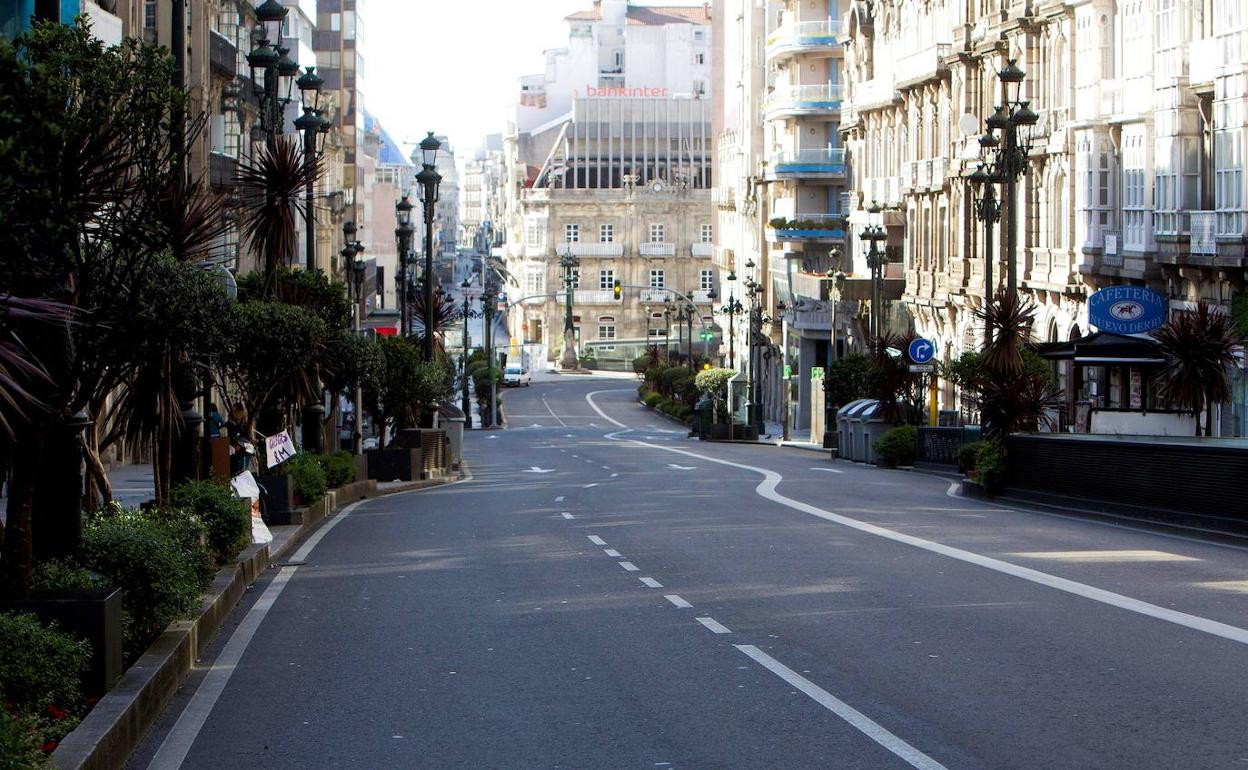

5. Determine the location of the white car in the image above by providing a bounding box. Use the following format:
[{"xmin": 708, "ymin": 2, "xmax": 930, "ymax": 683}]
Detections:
[{"xmin": 503, "ymin": 366, "xmax": 531, "ymax": 387}]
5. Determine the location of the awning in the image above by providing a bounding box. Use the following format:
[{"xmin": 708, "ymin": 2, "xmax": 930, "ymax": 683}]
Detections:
[{"xmin": 1035, "ymin": 331, "xmax": 1166, "ymax": 366}]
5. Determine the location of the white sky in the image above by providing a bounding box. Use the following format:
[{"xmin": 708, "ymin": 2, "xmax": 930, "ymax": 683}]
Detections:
[{"xmin": 365, "ymin": 0, "xmax": 707, "ymax": 163}]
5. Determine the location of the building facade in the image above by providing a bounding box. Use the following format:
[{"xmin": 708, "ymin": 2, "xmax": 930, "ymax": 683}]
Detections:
[{"xmin": 499, "ymin": 0, "xmax": 719, "ymax": 369}]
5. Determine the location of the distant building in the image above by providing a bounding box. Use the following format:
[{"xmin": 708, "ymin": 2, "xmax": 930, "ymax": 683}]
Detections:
[{"xmin": 498, "ymin": 0, "xmax": 719, "ymax": 369}]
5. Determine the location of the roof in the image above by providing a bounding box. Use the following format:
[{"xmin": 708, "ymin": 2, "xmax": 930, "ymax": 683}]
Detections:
[
  {"xmin": 566, "ymin": 2, "xmax": 711, "ymax": 25},
  {"xmin": 363, "ymin": 111, "xmax": 413, "ymax": 167},
  {"xmin": 1034, "ymin": 332, "xmax": 1165, "ymax": 366}
]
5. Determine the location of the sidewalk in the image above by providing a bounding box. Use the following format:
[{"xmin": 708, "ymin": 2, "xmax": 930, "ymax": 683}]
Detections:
[{"xmin": 762, "ymin": 420, "xmax": 825, "ymax": 453}]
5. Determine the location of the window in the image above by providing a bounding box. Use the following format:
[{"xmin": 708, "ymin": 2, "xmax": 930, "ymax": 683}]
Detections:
[
  {"xmin": 700, "ymin": 224, "xmax": 713, "ymax": 243},
  {"xmin": 330, "ymin": 12, "xmax": 341, "ymax": 31},
  {"xmin": 693, "ymin": 28, "xmax": 705, "ymax": 42},
  {"xmin": 570, "ymin": 268, "xmax": 580, "ymax": 288},
  {"xmin": 649, "ymin": 269, "xmax": 665, "ymax": 288},
  {"xmin": 525, "ymin": 223, "xmax": 544, "ymax": 249},
  {"xmin": 565, "ymin": 223, "xmax": 580, "ymax": 243},
  {"xmin": 695, "ymin": 52, "xmax": 705, "ymax": 65},
  {"xmin": 223, "ymin": 109, "xmax": 241, "ymax": 157},
  {"xmin": 598, "ymin": 269, "xmax": 615, "ymax": 290},
  {"xmin": 525, "ymin": 270, "xmax": 544, "ymax": 295},
  {"xmin": 1121, "ymin": 130, "xmax": 1148, "ymax": 247},
  {"xmin": 599, "ymin": 223, "xmax": 614, "ymax": 243},
  {"xmin": 649, "ymin": 223, "xmax": 665, "ymax": 243},
  {"xmin": 700, "ymin": 269, "xmax": 714, "ymax": 292},
  {"xmin": 144, "ymin": 0, "xmax": 156, "ymax": 31},
  {"xmin": 598, "ymin": 316, "xmax": 616, "ymax": 340}
]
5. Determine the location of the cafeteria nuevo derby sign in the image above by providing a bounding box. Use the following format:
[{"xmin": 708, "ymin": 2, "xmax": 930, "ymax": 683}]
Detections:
[{"xmin": 1087, "ymin": 286, "xmax": 1167, "ymax": 335}]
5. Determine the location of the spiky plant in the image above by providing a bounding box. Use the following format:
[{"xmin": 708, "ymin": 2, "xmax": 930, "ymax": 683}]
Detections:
[
  {"xmin": 411, "ymin": 289, "xmax": 459, "ymax": 354},
  {"xmin": 237, "ymin": 137, "xmax": 321, "ymax": 292},
  {"xmin": 1151, "ymin": 303, "xmax": 1239, "ymax": 436},
  {"xmin": 974, "ymin": 291, "xmax": 1062, "ymax": 441}
]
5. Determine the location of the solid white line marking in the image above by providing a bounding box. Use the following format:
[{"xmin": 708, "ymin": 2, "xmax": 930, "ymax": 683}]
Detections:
[
  {"xmin": 695, "ymin": 616, "xmax": 732, "ymax": 634},
  {"xmin": 587, "ymin": 388, "xmax": 1248, "ymax": 648},
  {"xmin": 555, "ymin": 496, "xmax": 565, "ymax": 502},
  {"xmin": 587, "ymin": 535, "xmax": 607, "ymax": 546},
  {"xmin": 812, "ymin": 467, "xmax": 846, "ymax": 474},
  {"xmin": 736, "ymin": 645, "xmax": 947, "ymax": 770},
  {"xmin": 665, "ymin": 594, "xmax": 693, "ymax": 608},
  {"xmin": 619, "ymin": 561, "xmax": 639, "ymax": 572},
  {"xmin": 604, "ymin": 548, "xmax": 621, "ymax": 557},
  {"xmin": 541, "ymin": 397, "xmax": 568, "ymax": 427},
  {"xmin": 639, "ymin": 577, "xmax": 663, "ymax": 588},
  {"xmin": 561, "ymin": 512, "xmax": 575, "ymax": 520},
  {"xmin": 146, "ymin": 476, "xmax": 475, "ymax": 770}
]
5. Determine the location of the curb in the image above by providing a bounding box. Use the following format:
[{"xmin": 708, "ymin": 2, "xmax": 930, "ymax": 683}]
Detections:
[
  {"xmin": 50, "ymin": 472, "xmax": 460, "ymax": 770},
  {"xmin": 636, "ymin": 401, "xmax": 692, "ymax": 430}
]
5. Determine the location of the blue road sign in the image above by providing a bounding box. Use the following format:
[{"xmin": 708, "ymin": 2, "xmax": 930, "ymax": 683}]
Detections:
[{"xmin": 908, "ymin": 337, "xmax": 936, "ymax": 364}]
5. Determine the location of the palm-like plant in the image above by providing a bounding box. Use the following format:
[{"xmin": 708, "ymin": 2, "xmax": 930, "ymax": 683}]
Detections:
[
  {"xmin": 0, "ymin": 296, "xmax": 72, "ymax": 440},
  {"xmin": 411, "ymin": 289, "xmax": 459, "ymax": 354},
  {"xmin": 974, "ymin": 291, "xmax": 1062, "ymax": 441},
  {"xmin": 237, "ymin": 137, "xmax": 321, "ymax": 292},
  {"xmin": 1151, "ymin": 303, "xmax": 1239, "ymax": 436}
]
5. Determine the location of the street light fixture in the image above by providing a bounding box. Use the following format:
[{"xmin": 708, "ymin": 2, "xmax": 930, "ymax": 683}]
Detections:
[
  {"xmin": 559, "ymin": 245, "xmax": 581, "ymax": 370},
  {"xmin": 395, "ymin": 196, "xmax": 415, "ymax": 337},
  {"xmin": 416, "ymin": 132, "xmax": 443, "ymax": 363}
]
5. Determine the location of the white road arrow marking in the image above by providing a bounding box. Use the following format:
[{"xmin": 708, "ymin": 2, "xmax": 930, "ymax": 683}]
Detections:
[
  {"xmin": 667, "ymin": 464, "xmax": 696, "ymax": 471},
  {"xmin": 524, "ymin": 467, "xmax": 556, "ymax": 474}
]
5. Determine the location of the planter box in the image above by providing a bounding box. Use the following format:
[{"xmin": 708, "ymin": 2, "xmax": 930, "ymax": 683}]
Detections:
[
  {"xmin": 365, "ymin": 447, "xmax": 422, "ymax": 482},
  {"xmin": 0, "ymin": 587, "xmax": 123, "ymax": 696},
  {"xmin": 706, "ymin": 423, "xmax": 758, "ymax": 441},
  {"xmin": 257, "ymin": 474, "xmax": 294, "ymax": 526}
]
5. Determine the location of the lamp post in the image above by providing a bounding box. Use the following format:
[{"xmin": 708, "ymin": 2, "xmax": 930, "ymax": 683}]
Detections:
[
  {"xmin": 717, "ymin": 269, "xmax": 741, "ymax": 368},
  {"xmin": 559, "ymin": 246, "xmax": 580, "ymax": 370},
  {"xmin": 860, "ymin": 207, "xmax": 888, "ymax": 352},
  {"xmin": 482, "ymin": 276, "xmax": 500, "ymax": 427},
  {"xmin": 644, "ymin": 304, "xmax": 652, "ymax": 348},
  {"xmin": 777, "ymin": 300, "xmax": 791, "ymax": 441},
  {"xmin": 293, "ymin": 67, "xmax": 324, "ymax": 271},
  {"xmin": 967, "ymin": 163, "xmax": 1002, "ymax": 345},
  {"xmin": 416, "ymin": 133, "xmax": 443, "ymax": 362},
  {"xmin": 342, "ymin": 221, "xmax": 366, "ymax": 454},
  {"xmin": 459, "ymin": 278, "xmax": 480, "ymax": 428},
  {"xmin": 744, "ymin": 262, "xmax": 765, "ymax": 435},
  {"xmin": 977, "ymin": 58, "xmax": 1038, "ymax": 297},
  {"xmin": 394, "ymin": 196, "xmax": 414, "ymax": 336},
  {"xmin": 662, "ymin": 296, "xmax": 672, "ymax": 362}
]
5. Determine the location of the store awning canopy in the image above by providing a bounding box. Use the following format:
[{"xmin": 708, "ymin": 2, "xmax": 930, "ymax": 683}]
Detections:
[{"xmin": 1035, "ymin": 331, "xmax": 1166, "ymax": 366}]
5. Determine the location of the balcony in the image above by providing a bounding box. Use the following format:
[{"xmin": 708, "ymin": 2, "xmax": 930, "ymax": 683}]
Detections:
[
  {"xmin": 557, "ymin": 290, "xmax": 620, "ymax": 305},
  {"xmin": 640, "ymin": 242, "xmax": 676, "ymax": 257},
  {"xmin": 640, "ymin": 289, "xmax": 674, "ymax": 303},
  {"xmin": 210, "ymin": 30, "xmax": 238, "ymax": 79},
  {"xmin": 765, "ymin": 20, "xmax": 842, "ymax": 62},
  {"xmin": 1191, "ymin": 212, "xmax": 1217, "ymax": 256},
  {"xmin": 766, "ymin": 213, "xmax": 846, "ymax": 242},
  {"xmin": 793, "ymin": 308, "xmax": 833, "ymax": 331},
  {"xmin": 692, "ymin": 290, "xmax": 714, "ymax": 303},
  {"xmin": 712, "ymin": 187, "xmax": 736, "ymax": 210},
  {"xmin": 895, "ymin": 43, "xmax": 951, "ymax": 87},
  {"xmin": 768, "ymin": 148, "xmax": 846, "ymax": 178},
  {"xmin": 209, "ymin": 152, "xmax": 237, "ymax": 190},
  {"xmin": 763, "ymin": 84, "xmax": 842, "ymax": 120},
  {"xmin": 691, "ymin": 243, "xmax": 713, "ymax": 257},
  {"xmin": 560, "ymin": 241, "xmax": 624, "ymax": 257}
]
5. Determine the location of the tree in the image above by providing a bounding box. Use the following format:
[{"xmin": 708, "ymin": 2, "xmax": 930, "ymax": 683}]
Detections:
[
  {"xmin": 823, "ymin": 353, "xmax": 878, "ymax": 410},
  {"xmin": 974, "ymin": 291, "xmax": 1062, "ymax": 441},
  {"xmin": 236, "ymin": 138, "xmax": 322, "ymax": 293},
  {"xmin": 1151, "ymin": 303, "xmax": 1240, "ymax": 436},
  {"xmin": 365, "ymin": 337, "xmax": 454, "ymax": 445}
]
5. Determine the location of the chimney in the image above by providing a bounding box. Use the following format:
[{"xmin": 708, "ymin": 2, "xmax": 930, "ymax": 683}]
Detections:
[{"xmin": 704, "ymin": 2, "xmax": 710, "ymax": 19}]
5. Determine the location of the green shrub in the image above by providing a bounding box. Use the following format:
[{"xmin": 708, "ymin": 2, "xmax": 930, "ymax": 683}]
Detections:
[
  {"xmin": 316, "ymin": 451, "xmax": 357, "ymax": 489},
  {"xmin": 144, "ymin": 508, "xmax": 215, "ymax": 589},
  {"xmin": 168, "ymin": 480, "xmax": 250, "ymax": 566},
  {"xmin": 80, "ymin": 511, "xmax": 203, "ymax": 661},
  {"xmin": 873, "ymin": 425, "xmax": 918, "ymax": 466},
  {"xmin": 973, "ymin": 440, "xmax": 1007, "ymax": 493},
  {"xmin": 958, "ymin": 440, "xmax": 990, "ymax": 474},
  {"xmin": 31, "ymin": 560, "xmax": 100, "ymax": 591},
  {"xmin": 0, "ymin": 613, "xmax": 89, "ymax": 715},
  {"xmin": 643, "ymin": 392, "xmax": 664, "ymax": 408},
  {"xmin": 0, "ymin": 708, "xmax": 44, "ymax": 768},
  {"xmin": 285, "ymin": 452, "xmax": 328, "ymax": 505}
]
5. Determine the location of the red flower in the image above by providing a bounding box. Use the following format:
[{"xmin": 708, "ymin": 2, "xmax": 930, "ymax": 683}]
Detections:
[
  {"xmin": 41, "ymin": 740, "xmax": 59, "ymax": 752},
  {"xmin": 46, "ymin": 705, "xmax": 67, "ymax": 720}
]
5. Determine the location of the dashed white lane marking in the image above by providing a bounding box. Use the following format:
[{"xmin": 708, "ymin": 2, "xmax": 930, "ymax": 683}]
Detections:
[
  {"xmin": 585, "ymin": 389, "xmax": 1248, "ymax": 648},
  {"xmin": 1009, "ymin": 549, "xmax": 1198, "ymax": 563},
  {"xmin": 561, "ymin": 512, "xmax": 575, "ymax": 520},
  {"xmin": 812, "ymin": 467, "xmax": 846, "ymax": 474},
  {"xmin": 619, "ymin": 561, "xmax": 640, "ymax": 572},
  {"xmin": 665, "ymin": 594, "xmax": 693, "ymax": 609},
  {"xmin": 610, "ymin": 473, "xmax": 619, "ymax": 478},
  {"xmin": 736, "ymin": 645, "xmax": 947, "ymax": 770},
  {"xmin": 695, "ymin": 617, "xmax": 732, "ymax": 634},
  {"xmin": 946, "ymin": 482, "xmax": 960, "ymax": 498},
  {"xmin": 639, "ymin": 577, "xmax": 663, "ymax": 588},
  {"xmin": 556, "ymin": 496, "xmax": 565, "ymax": 502},
  {"xmin": 584, "ymin": 483, "xmax": 599, "ymax": 488},
  {"xmin": 587, "ymin": 535, "xmax": 607, "ymax": 546},
  {"xmin": 604, "ymin": 549, "xmax": 621, "ymax": 557},
  {"xmin": 601, "ymin": 465, "xmax": 611, "ymax": 470}
]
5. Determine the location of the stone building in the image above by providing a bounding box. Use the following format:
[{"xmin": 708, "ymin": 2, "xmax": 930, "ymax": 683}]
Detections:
[{"xmin": 839, "ymin": 0, "xmax": 1248, "ymax": 433}]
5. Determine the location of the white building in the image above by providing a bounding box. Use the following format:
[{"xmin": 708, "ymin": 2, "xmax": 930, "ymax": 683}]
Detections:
[
  {"xmin": 497, "ymin": 1, "xmax": 719, "ymax": 369},
  {"xmin": 839, "ymin": 0, "xmax": 1248, "ymax": 434}
]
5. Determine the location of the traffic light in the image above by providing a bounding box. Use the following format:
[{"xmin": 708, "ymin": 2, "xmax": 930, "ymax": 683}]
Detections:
[
  {"xmin": 613, "ymin": 279, "xmax": 622, "ymax": 300},
  {"xmin": 703, "ymin": 362, "xmax": 711, "ymax": 370}
]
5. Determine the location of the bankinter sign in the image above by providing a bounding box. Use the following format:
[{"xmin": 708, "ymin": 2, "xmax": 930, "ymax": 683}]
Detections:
[{"xmin": 579, "ymin": 86, "xmax": 672, "ymax": 97}]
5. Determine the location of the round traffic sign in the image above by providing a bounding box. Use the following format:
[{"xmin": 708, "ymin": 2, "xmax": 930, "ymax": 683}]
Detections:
[{"xmin": 908, "ymin": 337, "xmax": 935, "ymax": 364}]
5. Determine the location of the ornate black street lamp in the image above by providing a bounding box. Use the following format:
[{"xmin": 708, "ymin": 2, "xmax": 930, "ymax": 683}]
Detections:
[
  {"xmin": 416, "ymin": 133, "xmax": 443, "ymax": 362},
  {"xmin": 340, "ymin": 220, "xmax": 366, "ymax": 453},
  {"xmin": 482, "ymin": 275, "xmax": 501, "ymax": 427},
  {"xmin": 458, "ymin": 278, "xmax": 482, "ymax": 428},
  {"xmin": 293, "ymin": 66, "xmax": 325, "ymax": 271},
  {"xmin": 977, "ymin": 58, "xmax": 1038, "ymax": 296},
  {"xmin": 860, "ymin": 207, "xmax": 888, "ymax": 351},
  {"xmin": 717, "ymin": 270, "xmax": 744, "ymax": 369},
  {"xmin": 559, "ymin": 246, "xmax": 581, "ymax": 370},
  {"xmin": 394, "ymin": 195, "xmax": 415, "ymax": 336}
]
